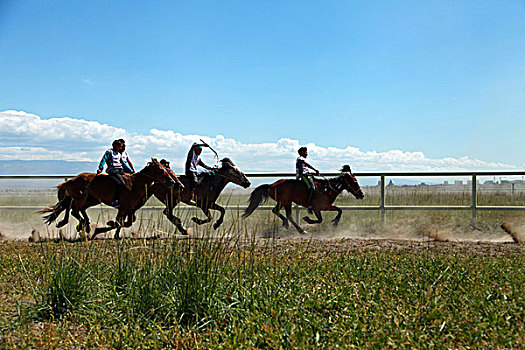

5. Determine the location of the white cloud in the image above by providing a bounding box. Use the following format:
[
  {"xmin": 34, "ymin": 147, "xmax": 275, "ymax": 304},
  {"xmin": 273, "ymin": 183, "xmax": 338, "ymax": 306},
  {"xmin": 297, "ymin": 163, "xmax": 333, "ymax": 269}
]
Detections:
[{"xmin": 0, "ymin": 109, "xmax": 516, "ymax": 172}]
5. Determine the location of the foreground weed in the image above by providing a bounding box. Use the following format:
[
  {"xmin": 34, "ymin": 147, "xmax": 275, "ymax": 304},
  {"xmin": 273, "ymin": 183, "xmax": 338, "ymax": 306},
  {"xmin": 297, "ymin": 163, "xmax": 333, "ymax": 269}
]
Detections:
[{"xmin": 27, "ymin": 243, "xmax": 96, "ymax": 321}]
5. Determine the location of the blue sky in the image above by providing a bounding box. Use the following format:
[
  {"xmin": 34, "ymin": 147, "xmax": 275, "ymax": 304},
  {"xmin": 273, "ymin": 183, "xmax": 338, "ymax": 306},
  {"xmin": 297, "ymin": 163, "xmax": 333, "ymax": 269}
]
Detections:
[{"xmin": 1, "ymin": 1, "xmax": 524, "ymax": 170}]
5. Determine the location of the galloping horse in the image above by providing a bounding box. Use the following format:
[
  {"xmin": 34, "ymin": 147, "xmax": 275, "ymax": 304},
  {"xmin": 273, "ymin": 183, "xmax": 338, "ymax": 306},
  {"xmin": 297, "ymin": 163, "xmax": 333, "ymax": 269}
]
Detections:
[
  {"xmin": 150, "ymin": 158, "xmax": 251, "ymax": 235},
  {"xmin": 39, "ymin": 172, "xmax": 96, "ymax": 231},
  {"xmin": 39, "ymin": 158, "xmax": 177, "ymax": 239},
  {"xmin": 242, "ymin": 165, "xmax": 364, "ymax": 234}
]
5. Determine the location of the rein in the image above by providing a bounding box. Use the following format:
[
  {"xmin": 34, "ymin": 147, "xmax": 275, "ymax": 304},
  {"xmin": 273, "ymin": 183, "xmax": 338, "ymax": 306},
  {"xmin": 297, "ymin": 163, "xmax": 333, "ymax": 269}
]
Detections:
[
  {"xmin": 134, "ymin": 167, "xmax": 172, "ymax": 185},
  {"xmin": 319, "ymin": 174, "xmax": 338, "ymax": 193}
]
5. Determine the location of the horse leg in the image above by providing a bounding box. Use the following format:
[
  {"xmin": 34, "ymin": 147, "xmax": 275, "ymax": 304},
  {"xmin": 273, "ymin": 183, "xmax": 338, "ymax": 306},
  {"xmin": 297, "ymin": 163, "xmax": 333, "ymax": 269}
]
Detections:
[
  {"xmin": 163, "ymin": 206, "xmax": 188, "ymax": 235},
  {"xmin": 113, "ymin": 213, "xmax": 126, "ymax": 239},
  {"xmin": 114, "ymin": 226, "xmax": 122, "ymax": 240},
  {"xmin": 191, "ymin": 207, "xmax": 212, "ymax": 225},
  {"xmin": 328, "ymin": 205, "xmax": 343, "ymax": 227},
  {"xmin": 272, "ymin": 204, "xmax": 289, "ymax": 228},
  {"xmin": 123, "ymin": 213, "xmax": 134, "ymax": 227},
  {"xmin": 71, "ymin": 210, "xmax": 86, "ymax": 233},
  {"xmin": 284, "ymin": 204, "xmax": 306, "ymax": 235},
  {"xmin": 91, "ymin": 212, "xmax": 123, "ymax": 240},
  {"xmin": 210, "ymin": 203, "xmax": 226, "ymax": 230},
  {"xmin": 91, "ymin": 224, "xmax": 116, "ymax": 240},
  {"xmin": 56, "ymin": 206, "xmax": 71, "ymax": 228},
  {"xmin": 80, "ymin": 209, "xmax": 91, "ymax": 233},
  {"xmin": 303, "ymin": 210, "xmax": 323, "ymax": 224}
]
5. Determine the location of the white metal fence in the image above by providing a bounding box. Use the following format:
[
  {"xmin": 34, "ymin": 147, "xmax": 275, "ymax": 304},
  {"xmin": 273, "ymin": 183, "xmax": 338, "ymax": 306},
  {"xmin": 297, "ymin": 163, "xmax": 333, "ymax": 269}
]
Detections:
[{"xmin": 2, "ymin": 171, "xmax": 525, "ymax": 226}]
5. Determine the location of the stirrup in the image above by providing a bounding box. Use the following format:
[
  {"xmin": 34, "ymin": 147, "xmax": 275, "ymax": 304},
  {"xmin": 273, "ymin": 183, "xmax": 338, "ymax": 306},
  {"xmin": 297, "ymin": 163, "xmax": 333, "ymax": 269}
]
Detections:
[{"xmin": 111, "ymin": 200, "xmax": 120, "ymax": 208}]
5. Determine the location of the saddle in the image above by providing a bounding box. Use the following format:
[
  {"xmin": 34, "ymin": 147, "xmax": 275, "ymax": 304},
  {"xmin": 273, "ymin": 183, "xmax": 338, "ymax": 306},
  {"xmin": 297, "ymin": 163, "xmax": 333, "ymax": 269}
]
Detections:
[
  {"xmin": 179, "ymin": 172, "xmax": 214, "ymax": 189},
  {"xmin": 295, "ymin": 177, "xmax": 331, "ymax": 193}
]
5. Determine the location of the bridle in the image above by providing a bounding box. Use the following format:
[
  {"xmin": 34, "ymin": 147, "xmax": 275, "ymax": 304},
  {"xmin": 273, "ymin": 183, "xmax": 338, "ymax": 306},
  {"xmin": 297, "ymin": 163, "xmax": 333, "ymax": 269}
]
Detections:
[
  {"xmin": 340, "ymin": 172, "xmax": 360, "ymax": 195},
  {"xmin": 212, "ymin": 165, "xmax": 245, "ymax": 185}
]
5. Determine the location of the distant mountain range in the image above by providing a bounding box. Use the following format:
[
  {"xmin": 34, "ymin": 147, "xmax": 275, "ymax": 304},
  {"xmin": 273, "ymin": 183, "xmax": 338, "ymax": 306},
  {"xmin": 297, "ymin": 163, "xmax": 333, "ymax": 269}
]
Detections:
[
  {"xmin": 0, "ymin": 160, "xmax": 97, "ymax": 175},
  {"xmin": 0, "ymin": 160, "xmax": 438, "ymax": 189}
]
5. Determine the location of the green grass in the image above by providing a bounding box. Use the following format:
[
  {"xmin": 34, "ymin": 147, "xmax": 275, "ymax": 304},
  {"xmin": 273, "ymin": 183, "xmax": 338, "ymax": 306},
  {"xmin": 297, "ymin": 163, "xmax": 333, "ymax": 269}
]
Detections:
[{"xmin": 1, "ymin": 229, "xmax": 524, "ymax": 349}]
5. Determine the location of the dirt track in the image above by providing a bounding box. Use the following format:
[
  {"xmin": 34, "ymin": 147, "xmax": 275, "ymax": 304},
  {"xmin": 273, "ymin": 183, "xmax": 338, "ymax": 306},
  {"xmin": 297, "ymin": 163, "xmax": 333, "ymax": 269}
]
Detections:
[{"xmin": 257, "ymin": 237, "xmax": 525, "ymax": 256}]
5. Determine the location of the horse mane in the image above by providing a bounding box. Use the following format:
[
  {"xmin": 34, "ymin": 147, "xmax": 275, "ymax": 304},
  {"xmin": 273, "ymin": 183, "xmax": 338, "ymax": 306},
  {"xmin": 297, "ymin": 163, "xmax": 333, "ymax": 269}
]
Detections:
[
  {"xmin": 340, "ymin": 165, "xmax": 352, "ymax": 173},
  {"xmin": 220, "ymin": 157, "xmax": 235, "ymax": 168}
]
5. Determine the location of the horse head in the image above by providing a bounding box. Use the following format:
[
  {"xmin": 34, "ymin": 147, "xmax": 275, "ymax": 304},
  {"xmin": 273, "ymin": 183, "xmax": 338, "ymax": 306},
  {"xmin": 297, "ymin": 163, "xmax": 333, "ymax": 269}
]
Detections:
[
  {"xmin": 143, "ymin": 158, "xmax": 177, "ymax": 187},
  {"xmin": 340, "ymin": 165, "xmax": 364, "ymax": 199},
  {"xmin": 218, "ymin": 158, "xmax": 251, "ymax": 188}
]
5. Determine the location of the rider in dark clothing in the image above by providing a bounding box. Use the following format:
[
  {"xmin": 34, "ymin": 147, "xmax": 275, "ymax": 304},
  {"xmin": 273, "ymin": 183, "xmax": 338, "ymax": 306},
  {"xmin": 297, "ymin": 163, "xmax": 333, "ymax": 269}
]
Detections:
[
  {"xmin": 296, "ymin": 146, "xmax": 320, "ymax": 214},
  {"xmin": 185, "ymin": 142, "xmax": 214, "ymax": 204}
]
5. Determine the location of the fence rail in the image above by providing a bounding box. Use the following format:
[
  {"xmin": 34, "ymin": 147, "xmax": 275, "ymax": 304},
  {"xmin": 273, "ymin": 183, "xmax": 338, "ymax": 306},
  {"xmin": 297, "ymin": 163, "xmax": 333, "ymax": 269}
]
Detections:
[{"xmin": 2, "ymin": 171, "xmax": 525, "ymax": 226}]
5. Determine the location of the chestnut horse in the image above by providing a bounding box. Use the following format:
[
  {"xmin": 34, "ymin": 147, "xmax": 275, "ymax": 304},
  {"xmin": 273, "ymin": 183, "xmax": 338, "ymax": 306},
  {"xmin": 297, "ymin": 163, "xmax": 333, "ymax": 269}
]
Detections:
[
  {"xmin": 39, "ymin": 158, "xmax": 177, "ymax": 239},
  {"xmin": 39, "ymin": 172, "xmax": 95, "ymax": 231},
  {"xmin": 150, "ymin": 158, "xmax": 251, "ymax": 235},
  {"xmin": 242, "ymin": 165, "xmax": 364, "ymax": 234}
]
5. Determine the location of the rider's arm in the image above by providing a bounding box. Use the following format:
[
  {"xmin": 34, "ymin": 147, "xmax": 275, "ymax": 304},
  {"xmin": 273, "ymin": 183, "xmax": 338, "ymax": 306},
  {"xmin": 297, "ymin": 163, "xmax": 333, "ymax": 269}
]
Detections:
[
  {"xmin": 198, "ymin": 159, "xmax": 213, "ymax": 170},
  {"xmin": 304, "ymin": 161, "xmax": 320, "ymax": 175},
  {"xmin": 97, "ymin": 150, "xmax": 110, "ymax": 174},
  {"xmin": 122, "ymin": 161, "xmax": 134, "ymax": 174},
  {"xmin": 125, "ymin": 157, "xmax": 136, "ymax": 173},
  {"xmin": 192, "ymin": 143, "xmax": 208, "ymax": 149}
]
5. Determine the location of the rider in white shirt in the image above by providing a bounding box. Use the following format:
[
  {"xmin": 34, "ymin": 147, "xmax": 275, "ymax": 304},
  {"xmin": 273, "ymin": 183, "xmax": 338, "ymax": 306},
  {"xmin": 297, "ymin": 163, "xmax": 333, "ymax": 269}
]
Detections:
[{"xmin": 97, "ymin": 139, "xmax": 135, "ymax": 207}]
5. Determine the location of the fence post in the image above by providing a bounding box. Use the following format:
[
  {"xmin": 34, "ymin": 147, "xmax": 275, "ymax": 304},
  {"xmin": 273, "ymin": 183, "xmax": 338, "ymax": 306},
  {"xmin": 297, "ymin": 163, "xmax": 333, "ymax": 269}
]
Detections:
[
  {"xmin": 380, "ymin": 175, "xmax": 386, "ymax": 224},
  {"xmin": 471, "ymin": 174, "xmax": 477, "ymax": 227}
]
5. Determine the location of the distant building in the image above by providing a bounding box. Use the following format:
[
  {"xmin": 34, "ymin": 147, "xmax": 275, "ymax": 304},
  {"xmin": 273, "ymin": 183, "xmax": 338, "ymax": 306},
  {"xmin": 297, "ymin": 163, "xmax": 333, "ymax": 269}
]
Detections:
[{"xmin": 454, "ymin": 180, "xmax": 463, "ymax": 186}]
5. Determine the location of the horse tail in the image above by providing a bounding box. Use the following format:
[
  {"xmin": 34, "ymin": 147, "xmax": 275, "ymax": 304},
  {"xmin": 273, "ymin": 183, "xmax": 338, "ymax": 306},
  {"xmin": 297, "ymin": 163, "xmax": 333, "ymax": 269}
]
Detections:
[
  {"xmin": 243, "ymin": 184, "xmax": 271, "ymax": 218},
  {"xmin": 37, "ymin": 182, "xmax": 72, "ymax": 225}
]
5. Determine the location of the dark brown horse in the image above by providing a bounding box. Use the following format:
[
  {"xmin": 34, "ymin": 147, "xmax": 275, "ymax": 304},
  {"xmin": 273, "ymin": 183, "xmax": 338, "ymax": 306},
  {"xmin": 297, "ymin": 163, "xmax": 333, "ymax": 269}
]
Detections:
[
  {"xmin": 242, "ymin": 165, "xmax": 364, "ymax": 234},
  {"xmin": 150, "ymin": 158, "xmax": 251, "ymax": 235},
  {"xmin": 39, "ymin": 158, "xmax": 178, "ymax": 239}
]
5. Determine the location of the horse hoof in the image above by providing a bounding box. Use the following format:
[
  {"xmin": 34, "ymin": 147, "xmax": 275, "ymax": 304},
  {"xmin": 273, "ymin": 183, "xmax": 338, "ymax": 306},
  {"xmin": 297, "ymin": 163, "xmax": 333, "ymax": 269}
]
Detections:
[
  {"xmin": 300, "ymin": 230, "xmax": 308, "ymax": 235},
  {"xmin": 191, "ymin": 217, "xmax": 198, "ymax": 223},
  {"xmin": 213, "ymin": 222, "xmax": 222, "ymax": 230}
]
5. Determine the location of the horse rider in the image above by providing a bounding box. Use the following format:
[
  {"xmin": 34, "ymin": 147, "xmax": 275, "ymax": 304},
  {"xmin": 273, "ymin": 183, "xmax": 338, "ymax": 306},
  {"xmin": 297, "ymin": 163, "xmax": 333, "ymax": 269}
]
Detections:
[
  {"xmin": 185, "ymin": 142, "xmax": 214, "ymax": 204},
  {"xmin": 296, "ymin": 146, "xmax": 320, "ymax": 214},
  {"xmin": 97, "ymin": 139, "xmax": 135, "ymax": 207},
  {"xmin": 118, "ymin": 139, "xmax": 136, "ymax": 174}
]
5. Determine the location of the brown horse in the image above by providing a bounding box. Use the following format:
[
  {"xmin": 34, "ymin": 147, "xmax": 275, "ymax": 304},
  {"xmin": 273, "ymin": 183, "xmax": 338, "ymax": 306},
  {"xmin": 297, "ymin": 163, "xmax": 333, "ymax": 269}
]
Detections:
[
  {"xmin": 38, "ymin": 172, "xmax": 96, "ymax": 232},
  {"xmin": 242, "ymin": 165, "xmax": 364, "ymax": 234},
  {"xmin": 39, "ymin": 158, "xmax": 178, "ymax": 239},
  {"xmin": 150, "ymin": 158, "xmax": 251, "ymax": 235}
]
